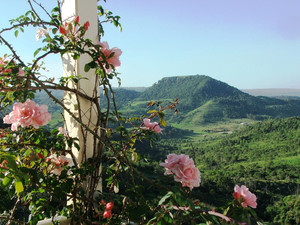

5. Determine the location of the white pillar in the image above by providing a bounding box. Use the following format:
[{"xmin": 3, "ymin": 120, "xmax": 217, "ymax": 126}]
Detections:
[
  {"xmin": 61, "ymin": 0, "xmax": 99, "ymax": 162},
  {"xmin": 37, "ymin": 2, "xmax": 100, "ymax": 224}
]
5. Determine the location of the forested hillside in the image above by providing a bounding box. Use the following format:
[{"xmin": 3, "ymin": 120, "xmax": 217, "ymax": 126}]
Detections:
[
  {"xmin": 152, "ymin": 117, "xmax": 299, "ymax": 224},
  {"xmin": 133, "ymin": 117, "xmax": 300, "ymax": 224},
  {"xmin": 195, "ymin": 117, "xmax": 300, "ymax": 224}
]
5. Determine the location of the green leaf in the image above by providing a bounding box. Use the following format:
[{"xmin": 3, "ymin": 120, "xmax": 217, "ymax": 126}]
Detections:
[
  {"xmin": 249, "ymin": 208, "xmax": 258, "ymax": 219},
  {"xmin": 116, "ymin": 126, "xmax": 125, "ymax": 132},
  {"xmin": 14, "ymin": 30, "xmax": 19, "ymax": 37},
  {"xmin": 174, "ymin": 194, "xmax": 186, "ymax": 206},
  {"xmin": 147, "ymin": 101, "xmax": 155, "ymax": 107},
  {"xmin": 88, "ymin": 61, "xmax": 98, "ymax": 69},
  {"xmin": 158, "ymin": 191, "xmax": 173, "ymax": 206},
  {"xmin": 84, "ymin": 64, "xmax": 90, "ymax": 72},
  {"xmin": 74, "ymin": 142, "xmax": 80, "ymax": 151},
  {"xmin": 163, "ymin": 214, "xmax": 173, "ymax": 223},
  {"xmin": 52, "ymin": 28, "xmax": 58, "ymax": 34},
  {"xmin": 146, "ymin": 217, "xmax": 157, "ymax": 225},
  {"xmin": 15, "ymin": 180, "xmax": 24, "ymax": 196},
  {"xmin": 131, "ymin": 152, "xmax": 138, "ymax": 163},
  {"xmin": 186, "ymin": 198, "xmax": 195, "ymax": 211},
  {"xmin": 6, "ymin": 156, "xmax": 18, "ymax": 170},
  {"xmin": 160, "ymin": 119, "xmax": 167, "ymax": 127},
  {"xmin": 147, "ymin": 110, "xmax": 157, "ymax": 114},
  {"xmin": 52, "ymin": 6, "xmax": 59, "ymax": 12},
  {"xmin": 3, "ymin": 177, "xmax": 12, "ymax": 186},
  {"xmin": 158, "ymin": 111, "xmax": 165, "ymax": 119},
  {"xmin": 98, "ymin": 5, "xmax": 104, "ymax": 16},
  {"xmin": 129, "ymin": 138, "xmax": 136, "ymax": 147}
]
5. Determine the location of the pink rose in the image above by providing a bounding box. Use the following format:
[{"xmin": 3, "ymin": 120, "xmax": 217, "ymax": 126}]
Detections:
[
  {"xmin": 233, "ymin": 185, "xmax": 257, "ymax": 208},
  {"xmin": 160, "ymin": 154, "xmax": 201, "ymax": 190},
  {"xmin": 46, "ymin": 154, "xmax": 74, "ymax": 176},
  {"xmin": 31, "ymin": 104, "xmax": 52, "ymax": 128},
  {"xmin": 98, "ymin": 41, "xmax": 122, "ymax": 74},
  {"xmin": 3, "ymin": 99, "xmax": 51, "ymax": 131},
  {"xmin": 4, "ymin": 100, "xmax": 36, "ymax": 130},
  {"xmin": 159, "ymin": 154, "xmax": 181, "ymax": 172},
  {"xmin": 141, "ymin": 118, "xmax": 162, "ymax": 133}
]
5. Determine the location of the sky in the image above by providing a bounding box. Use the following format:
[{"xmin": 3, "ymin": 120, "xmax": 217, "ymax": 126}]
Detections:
[{"xmin": 1, "ymin": 0, "xmax": 300, "ymax": 89}]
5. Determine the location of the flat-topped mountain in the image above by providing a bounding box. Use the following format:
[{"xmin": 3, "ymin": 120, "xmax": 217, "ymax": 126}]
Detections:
[
  {"xmin": 75, "ymin": 75, "xmax": 300, "ymax": 125},
  {"xmin": 121, "ymin": 75, "xmax": 300, "ymax": 124}
]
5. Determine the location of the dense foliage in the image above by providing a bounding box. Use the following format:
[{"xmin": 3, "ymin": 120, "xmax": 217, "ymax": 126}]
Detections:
[{"xmin": 144, "ymin": 117, "xmax": 300, "ymax": 224}]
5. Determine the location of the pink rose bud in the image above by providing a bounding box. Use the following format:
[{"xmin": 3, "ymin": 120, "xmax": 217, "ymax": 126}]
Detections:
[
  {"xmin": 83, "ymin": 21, "xmax": 90, "ymax": 31},
  {"xmin": 59, "ymin": 26, "xmax": 66, "ymax": 35},
  {"xmin": 74, "ymin": 16, "xmax": 79, "ymax": 24}
]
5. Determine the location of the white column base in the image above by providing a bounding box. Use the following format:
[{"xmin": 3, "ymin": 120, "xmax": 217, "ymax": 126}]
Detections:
[{"xmin": 37, "ymin": 216, "xmax": 71, "ymax": 225}]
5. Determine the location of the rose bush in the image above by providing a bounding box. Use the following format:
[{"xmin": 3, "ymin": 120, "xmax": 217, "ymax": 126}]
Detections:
[{"xmin": 0, "ymin": 1, "xmax": 260, "ymax": 224}]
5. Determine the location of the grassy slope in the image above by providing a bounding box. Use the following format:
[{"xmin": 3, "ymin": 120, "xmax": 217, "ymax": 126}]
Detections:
[{"xmin": 176, "ymin": 117, "xmax": 300, "ymax": 222}]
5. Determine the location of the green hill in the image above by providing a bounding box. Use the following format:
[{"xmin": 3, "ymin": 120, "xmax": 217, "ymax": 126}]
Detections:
[{"xmin": 132, "ymin": 75, "xmax": 300, "ymax": 125}]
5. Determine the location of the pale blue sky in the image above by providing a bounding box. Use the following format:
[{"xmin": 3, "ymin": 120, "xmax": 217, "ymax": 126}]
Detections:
[{"xmin": 1, "ymin": 0, "xmax": 300, "ymax": 89}]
